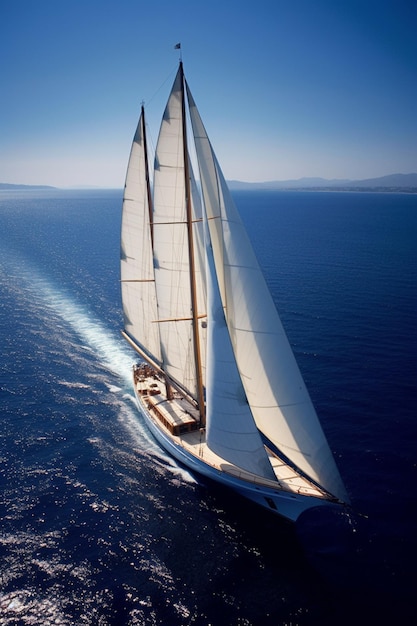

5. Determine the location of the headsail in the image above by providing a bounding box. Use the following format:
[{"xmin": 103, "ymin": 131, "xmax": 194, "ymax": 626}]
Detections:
[
  {"xmin": 205, "ymin": 239, "xmax": 277, "ymax": 479},
  {"xmin": 121, "ymin": 108, "xmax": 162, "ymax": 366},
  {"xmin": 186, "ymin": 83, "xmax": 349, "ymax": 503}
]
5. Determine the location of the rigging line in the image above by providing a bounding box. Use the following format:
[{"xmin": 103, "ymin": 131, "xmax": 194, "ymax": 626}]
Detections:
[
  {"xmin": 142, "ymin": 65, "xmax": 179, "ymax": 109},
  {"xmin": 143, "ymin": 122, "xmax": 156, "ymax": 173},
  {"xmin": 141, "ymin": 105, "xmax": 154, "ymax": 249},
  {"xmin": 139, "ymin": 65, "xmax": 179, "ymax": 170}
]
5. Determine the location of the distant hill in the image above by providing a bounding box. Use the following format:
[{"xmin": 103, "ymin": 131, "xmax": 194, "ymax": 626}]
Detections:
[
  {"xmin": 0, "ymin": 183, "xmax": 56, "ymax": 190},
  {"xmin": 228, "ymin": 177, "xmax": 349, "ymax": 190},
  {"xmin": 2, "ymin": 173, "xmax": 416, "ymax": 193},
  {"xmin": 228, "ymin": 173, "xmax": 417, "ymax": 191},
  {"xmin": 342, "ymin": 173, "xmax": 417, "ymax": 188}
]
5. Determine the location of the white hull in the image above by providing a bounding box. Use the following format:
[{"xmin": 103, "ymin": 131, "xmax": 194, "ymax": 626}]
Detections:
[{"xmin": 133, "ymin": 380, "xmax": 338, "ymax": 523}]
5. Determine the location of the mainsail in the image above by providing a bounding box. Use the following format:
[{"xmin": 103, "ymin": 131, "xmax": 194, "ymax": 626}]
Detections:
[{"xmin": 152, "ymin": 67, "xmax": 207, "ymax": 408}]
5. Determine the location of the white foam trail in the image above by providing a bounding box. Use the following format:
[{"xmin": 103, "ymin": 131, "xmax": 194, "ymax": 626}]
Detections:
[
  {"xmin": 106, "ymin": 384, "xmax": 123, "ymax": 393},
  {"xmin": 43, "ymin": 288, "xmax": 134, "ymax": 385},
  {"xmin": 19, "ymin": 268, "xmax": 134, "ymax": 386},
  {"xmin": 121, "ymin": 395, "xmax": 197, "ymax": 484},
  {"xmin": 2, "ymin": 253, "xmax": 133, "ymax": 385},
  {"xmin": 13, "ymin": 262, "xmax": 196, "ymax": 483}
]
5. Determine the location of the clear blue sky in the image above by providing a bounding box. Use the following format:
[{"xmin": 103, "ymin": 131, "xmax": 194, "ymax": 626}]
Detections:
[{"xmin": 1, "ymin": 0, "xmax": 416, "ymax": 187}]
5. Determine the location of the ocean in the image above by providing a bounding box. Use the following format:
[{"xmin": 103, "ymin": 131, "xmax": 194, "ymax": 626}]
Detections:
[{"xmin": 0, "ymin": 188, "xmax": 416, "ymax": 625}]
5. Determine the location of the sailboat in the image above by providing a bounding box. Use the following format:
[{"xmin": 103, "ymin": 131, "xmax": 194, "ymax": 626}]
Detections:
[{"xmin": 120, "ymin": 60, "xmax": 350, "ymax": 522}]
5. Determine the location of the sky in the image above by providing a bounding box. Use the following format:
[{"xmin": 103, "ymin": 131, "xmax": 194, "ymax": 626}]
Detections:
[{"xmin": 1, "ymin": 0, "xmax": 416, "ymax": 188}]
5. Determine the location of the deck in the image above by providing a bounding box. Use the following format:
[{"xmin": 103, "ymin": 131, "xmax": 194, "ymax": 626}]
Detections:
[{"xmin": 133, "ymin": 365, "xmax": 327, "ymax": 500}]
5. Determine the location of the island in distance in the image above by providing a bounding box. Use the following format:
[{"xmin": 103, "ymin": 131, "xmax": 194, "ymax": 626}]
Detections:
[
  {"xmin": 228, "ymin": 172, "xmax": 417, "ymax": 192},
  {"xmin": 1, "ymin": 173, "xmax": 416, "ymax": 193}
]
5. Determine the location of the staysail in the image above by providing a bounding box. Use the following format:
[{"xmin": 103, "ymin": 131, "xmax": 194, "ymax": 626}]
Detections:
[
  {"xmin": 205, "ymin": 218, "xmax": 277, "ymax": 479},
  {"xmin": 121, "ymin": 108, "xmax": 162, "ymax": 366},
  {"xmin": 186, "ymin": 83, "xmax": 348, "ymax": 502}
]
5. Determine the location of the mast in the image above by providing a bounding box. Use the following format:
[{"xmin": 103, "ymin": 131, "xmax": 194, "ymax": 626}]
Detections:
[
  {"xmin": 141, "ymin": 104, "xmax": 154, "ymax": 249},
  {"xmin": 179, "ymin": 61, "xmax": 206, "ymax": 426},
  {"xmin": 140, "ymin": 103, "xmax": 172, "ymax": 400}
]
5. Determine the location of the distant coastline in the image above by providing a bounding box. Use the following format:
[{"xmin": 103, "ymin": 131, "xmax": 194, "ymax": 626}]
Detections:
[
  {"xmin": 2, "ymin": 173, "xmax": 416, "ymax": 193},
  {"xmin": 0, "ymin": 183, "xmax": 56, "ymax": 190},
  {"xmin": 228, "ymin": 173, "xmax": 417, "ymax": 193}
]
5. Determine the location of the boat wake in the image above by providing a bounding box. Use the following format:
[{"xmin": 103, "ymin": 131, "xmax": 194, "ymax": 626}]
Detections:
[
  {"xmin": 121, "ymin": 394, "xmax": 197, "ymax": 484},
  {"xmin": 32, "ymin": 278, "xmax": 134, "ymax": 386},
  {"xmin": 2, "ymin": 253, "xmax": 196, "ymax": 484}
]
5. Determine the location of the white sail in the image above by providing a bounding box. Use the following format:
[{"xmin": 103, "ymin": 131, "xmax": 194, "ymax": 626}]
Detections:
[
  {"xmin": 152, "ymin": 67, "xmax": 206, "ymax": 398},
  {"xmin": 186, "ymin": 84, "xmax": 348, "ymax": 502},
  {"xmin": 205, "ymin": 229, "xmax": 276, "ymax": 480},
  {"xmin": 121, "ymin": 111, "xmax": 161, "ymax": 365}
]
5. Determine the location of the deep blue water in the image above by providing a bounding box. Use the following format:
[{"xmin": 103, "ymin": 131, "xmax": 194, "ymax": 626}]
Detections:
[{"xmin": 1, "ymin": 188, "xmax": 416, "ymax": 624}]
